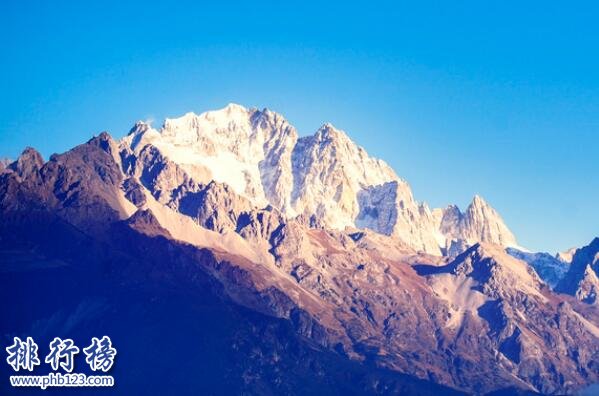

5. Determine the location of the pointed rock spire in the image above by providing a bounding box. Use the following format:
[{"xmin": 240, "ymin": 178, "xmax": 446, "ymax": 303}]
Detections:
[{"xmin": 8, "ymin": 147, "xmax": 44, "ymax": 179}]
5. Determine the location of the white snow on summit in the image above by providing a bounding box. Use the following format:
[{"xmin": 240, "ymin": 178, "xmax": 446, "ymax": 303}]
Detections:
[{"xmin": 122, "ymin": 103, "xmax": 520, "ymax": 256}]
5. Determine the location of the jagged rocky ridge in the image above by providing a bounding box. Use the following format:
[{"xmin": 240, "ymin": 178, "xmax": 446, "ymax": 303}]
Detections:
[
  {"xmin": 1, "ymin": 106, "xmax": 598, "ymax": 395},
  {"xmin": 557, "ymin": 238, "xmax": 599, "ymax": 305}
]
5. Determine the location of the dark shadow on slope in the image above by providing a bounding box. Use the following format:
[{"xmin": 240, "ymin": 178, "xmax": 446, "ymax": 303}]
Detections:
[{"xmin": 0, "ymin": 210, "xmax": 465, "ymax": 396}]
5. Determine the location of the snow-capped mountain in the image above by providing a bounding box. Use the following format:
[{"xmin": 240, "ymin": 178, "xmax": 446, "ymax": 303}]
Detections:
[
  {"xmin": 3, "ymin": 104, "xmax": 598, "ymax": 395},
  {"xmin": 123, "ymin": 103, "xmax": 517, "ymax": 256}
]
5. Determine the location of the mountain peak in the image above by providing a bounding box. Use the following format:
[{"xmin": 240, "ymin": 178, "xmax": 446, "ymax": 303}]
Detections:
[
  {"xmin": 316, "ymin": 122, "xmax": 346, "ymax": 139},
  {"xmin": 87, "ymin": 131, "xmax": 116, "ymax": 149},
  {"xmin": 312, "ymin": 123, "xmax": 359, "ymax": 153},
  {"xmin": 202, "ymin": 102, "xmax": 251, "ymax": 121},
  {"xmin": 93, "ymin": 131, "xmax": 113, "ymax": 141},
  {"xmin": 469, "ymin": 194, "xmax": 489, "ymax": 208},
  {"xmin": 437, "ymin": 194, "xmax": 518, "ymax": 250},
  {"xmin": 129, "ymin": 120, "xmax": 152, "ymax": 135},
  {"xmin": 19, "ymin": 146, "xmax": 43, "ymax": 161},
  {"xmin": 250, "ymin": 107, "xmax": 294, "ymax": 134},
  {"xmin": 223, "ymin": 102, "xmax": 248, "ymax": 113},
  {"xmin": 0, "ymin": 157, "xmax": 11, "ymax": 172},
  {"xmin": 160, "ymin": 104, "xmax": 254, "ymax": 134},
  {"xmin": 8, "ymin": 147, "xmax": 44, "ymax": 179}
]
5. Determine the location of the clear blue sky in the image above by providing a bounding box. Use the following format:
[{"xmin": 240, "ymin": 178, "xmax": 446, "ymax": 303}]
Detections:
[{"xmin": 1, "ymin": 1, "xmax": 598, "ymax": 253}]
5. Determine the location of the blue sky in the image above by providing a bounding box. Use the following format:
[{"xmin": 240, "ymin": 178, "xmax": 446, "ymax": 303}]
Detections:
[{"xmin": 1, "ymin": 1, "xmax": 598, "ymax": 252}]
